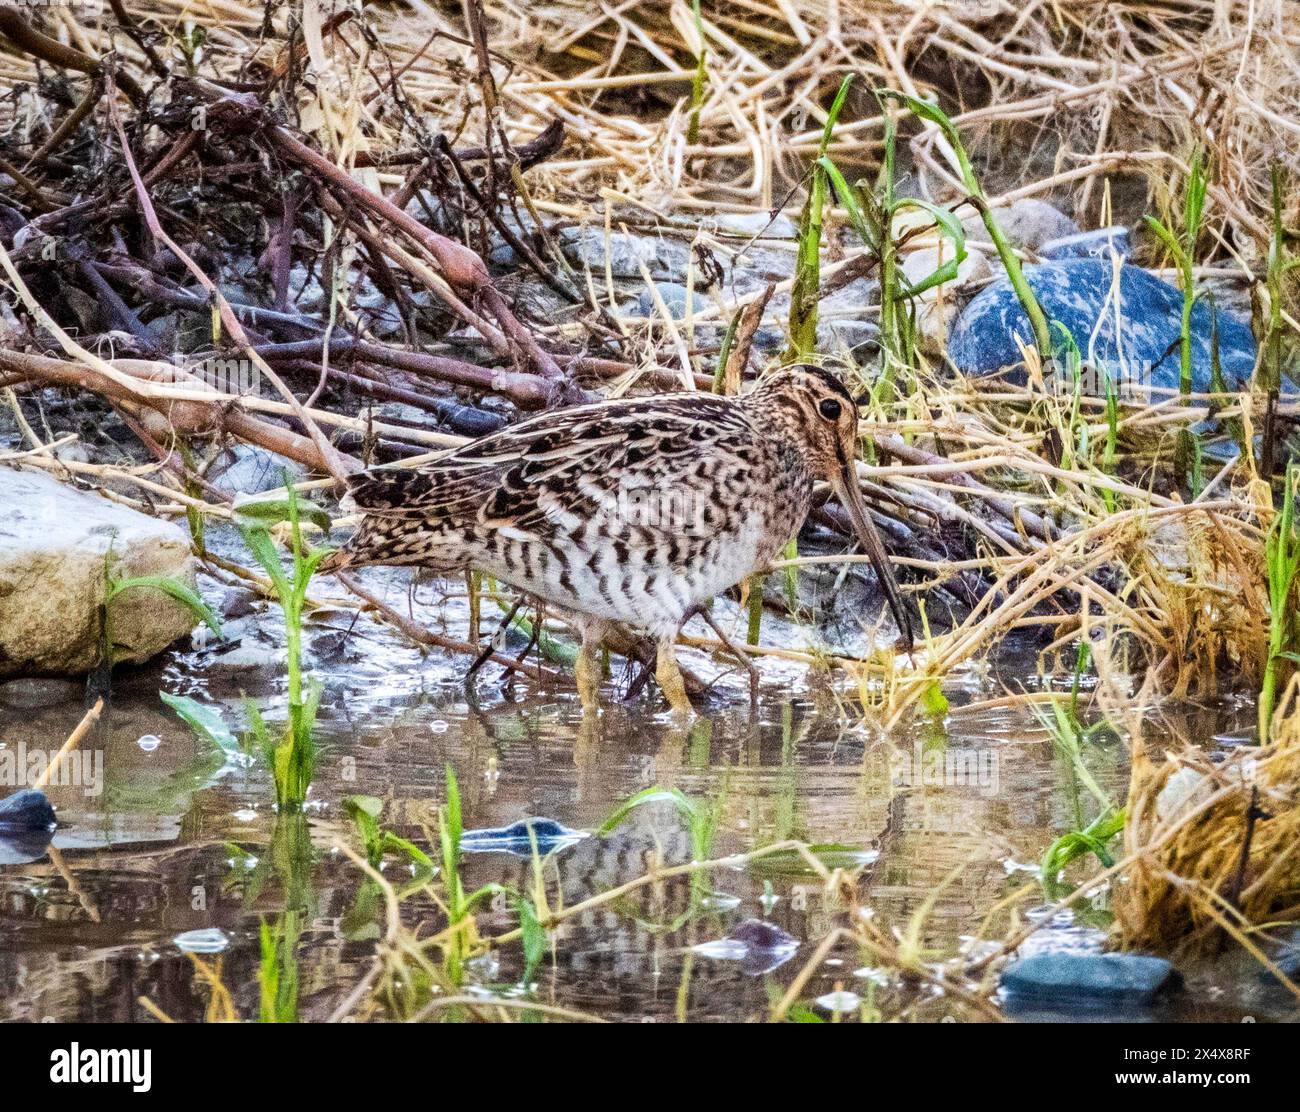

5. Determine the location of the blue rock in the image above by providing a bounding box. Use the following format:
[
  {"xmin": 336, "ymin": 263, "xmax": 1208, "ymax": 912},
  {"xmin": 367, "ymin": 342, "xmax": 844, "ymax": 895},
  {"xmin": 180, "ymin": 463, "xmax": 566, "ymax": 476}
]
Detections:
[
  {"xmin": 459, "ymin": 817, "xmax": 587, "ymax": 856},
  {"xmin": 1038, "ymin": 226, "xmax": 1131, "ymax": 261},
  {"xmin": 0, "ymin": 790, "xmax": 55, "ymax": 865},
  {"xmin": 1001, "ymin": 952, "xmax": 1181, "ymax": 1006},
  {"xmin": 948, "ymin": 258, "xmax": 1258, "ymax": 396},
  {"xmin": 1258, "ymin": 928, "xmax": 1300, "ymax": 988},
  {"xmin": 0, "ymin": 789, "xmax": 55, "ymax": 831}
]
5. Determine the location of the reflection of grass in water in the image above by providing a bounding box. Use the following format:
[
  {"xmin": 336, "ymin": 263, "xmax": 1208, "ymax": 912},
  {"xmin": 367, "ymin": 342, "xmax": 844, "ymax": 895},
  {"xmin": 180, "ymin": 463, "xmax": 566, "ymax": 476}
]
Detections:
[
  {"xmin": 256, "ymin": 814, "xmax": 315, "ymax": 1023},
  {"xmin": 320, "ymin": 770, "xmax": 940, "ymax": 1022},
  {"xmin": 101, "ymin": 749, "xmax": 227, "ymax": 814},
  {"xmin": 1037, "ymin": 644, "xmax": 1124, "ymax": 893}
]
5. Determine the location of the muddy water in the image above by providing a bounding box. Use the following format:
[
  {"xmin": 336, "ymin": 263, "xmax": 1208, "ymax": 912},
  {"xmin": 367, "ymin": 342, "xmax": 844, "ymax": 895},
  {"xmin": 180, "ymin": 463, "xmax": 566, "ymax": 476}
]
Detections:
[{"xmin": 0, "ymin": 545, "xmax": 1284, "ymax": 1023}]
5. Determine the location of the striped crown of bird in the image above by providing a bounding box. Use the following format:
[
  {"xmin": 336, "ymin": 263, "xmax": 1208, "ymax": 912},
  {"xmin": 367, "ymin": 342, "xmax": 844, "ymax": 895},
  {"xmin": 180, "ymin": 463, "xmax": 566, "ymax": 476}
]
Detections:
[{"xmin": 320, "ymin": 364, "xmax": 913, "ymax": 714}]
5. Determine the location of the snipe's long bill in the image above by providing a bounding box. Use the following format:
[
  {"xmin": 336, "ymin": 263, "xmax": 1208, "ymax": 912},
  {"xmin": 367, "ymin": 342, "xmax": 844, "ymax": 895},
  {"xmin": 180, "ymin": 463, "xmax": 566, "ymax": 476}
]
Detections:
[{"xmin": 320, "ymin": 365, "xmax": 913, "ymax": 715}]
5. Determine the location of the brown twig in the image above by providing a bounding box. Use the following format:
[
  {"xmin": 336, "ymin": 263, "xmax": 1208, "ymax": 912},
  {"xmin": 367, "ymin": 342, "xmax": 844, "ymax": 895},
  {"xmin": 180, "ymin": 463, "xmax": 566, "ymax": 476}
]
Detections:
[{"xmin": 0, "ymin": 5, "xmax": 145, "ymax": 105}]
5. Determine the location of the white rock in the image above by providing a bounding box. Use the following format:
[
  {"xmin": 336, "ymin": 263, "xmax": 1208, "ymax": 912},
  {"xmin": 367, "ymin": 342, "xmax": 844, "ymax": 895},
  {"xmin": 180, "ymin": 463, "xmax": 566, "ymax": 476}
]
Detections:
[
  {"xmin": 961, "ymin": 198, "xmax": 1079, "ymax": 253},
  {"xmin": 0, "ymin": 467, "xmax": 198, "ymax": 677},
  {"xmin": 900, "ymin": 244, "xmax": 992, "ymax": 353}
]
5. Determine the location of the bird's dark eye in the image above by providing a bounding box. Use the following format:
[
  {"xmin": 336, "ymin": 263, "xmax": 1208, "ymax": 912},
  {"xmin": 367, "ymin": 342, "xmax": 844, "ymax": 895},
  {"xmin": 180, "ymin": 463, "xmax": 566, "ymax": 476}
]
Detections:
[{"xmin": 819, "ymin": 398, "xmax": 842, "ymax": 421}]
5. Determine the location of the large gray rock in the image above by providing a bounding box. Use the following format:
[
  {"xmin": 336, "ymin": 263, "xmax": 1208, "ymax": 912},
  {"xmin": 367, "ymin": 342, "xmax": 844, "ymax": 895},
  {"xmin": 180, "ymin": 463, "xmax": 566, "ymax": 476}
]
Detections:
[{"xmin": 0, "ymin": 467, "xmax": 198, "ymax": 677}]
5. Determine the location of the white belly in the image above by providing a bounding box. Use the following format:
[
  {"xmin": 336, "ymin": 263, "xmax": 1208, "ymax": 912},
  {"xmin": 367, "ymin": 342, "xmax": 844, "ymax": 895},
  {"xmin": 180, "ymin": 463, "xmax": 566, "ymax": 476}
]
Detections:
[{"xmin": 479, "ymin": 511, "xmax": 777, "ymax": 638}]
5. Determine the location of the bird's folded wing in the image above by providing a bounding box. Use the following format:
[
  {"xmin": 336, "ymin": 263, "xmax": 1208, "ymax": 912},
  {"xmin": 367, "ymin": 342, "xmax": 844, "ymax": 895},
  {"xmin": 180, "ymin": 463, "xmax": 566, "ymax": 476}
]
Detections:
[{"xmin": 344, "ymin": 397, "xmax": 754, "ymax": 534}]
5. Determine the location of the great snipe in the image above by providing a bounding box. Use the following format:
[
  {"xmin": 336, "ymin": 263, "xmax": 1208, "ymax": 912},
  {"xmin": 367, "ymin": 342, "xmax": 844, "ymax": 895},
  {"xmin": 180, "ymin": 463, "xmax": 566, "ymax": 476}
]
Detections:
[{"xmin": 322, "ymin": 365, "xmax": 912, "ymax": 714}]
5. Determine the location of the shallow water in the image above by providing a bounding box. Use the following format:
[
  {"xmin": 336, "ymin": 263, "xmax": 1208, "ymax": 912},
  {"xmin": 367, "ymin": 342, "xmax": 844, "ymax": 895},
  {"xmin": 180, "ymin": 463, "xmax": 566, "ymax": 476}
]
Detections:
[{"xmin": 0, "ymin": 547, "xmax": 1289, "ymax": 1023}]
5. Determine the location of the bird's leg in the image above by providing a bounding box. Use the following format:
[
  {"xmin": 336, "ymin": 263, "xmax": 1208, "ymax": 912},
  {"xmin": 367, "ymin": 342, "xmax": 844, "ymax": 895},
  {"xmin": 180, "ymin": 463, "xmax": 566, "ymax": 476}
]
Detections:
[
  {"xmin": 655, "ymin": 636, "xmax": 694, "ymax": 716},
  {"xmin": 574, "ymin": 619, "xmax": 605, "ymax": 716}
]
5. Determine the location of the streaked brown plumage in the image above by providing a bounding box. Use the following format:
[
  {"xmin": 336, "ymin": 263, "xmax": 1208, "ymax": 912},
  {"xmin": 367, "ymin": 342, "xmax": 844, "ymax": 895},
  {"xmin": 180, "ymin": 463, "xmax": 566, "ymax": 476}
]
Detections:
[{"xmin": 321, "ymin": 365, "xmax": 912, "ymax": 713}]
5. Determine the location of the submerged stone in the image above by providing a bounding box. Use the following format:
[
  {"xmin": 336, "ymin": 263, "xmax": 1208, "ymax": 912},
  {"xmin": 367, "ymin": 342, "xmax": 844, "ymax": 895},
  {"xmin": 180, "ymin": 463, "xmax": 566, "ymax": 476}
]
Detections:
[
  {"xmin": 0, "ymin": 678, "xmax": 83, "ymax": 710},
  {"xmin": 636, "ymin": 281, "xmax": 702, "ymax": 320},
  {"xmin": 559, "ymin": 227, "xmax": 692, "ymax": 280},
  {"xmin": 1000, "ymin": 952, "xmax": 1181, "ymax": 1006},
  {"xmin": 0, "ymin": 789, "xmax": 56, "ymax": 831},
  {"xmin": 692, "ymin": 918, "xmax": 800, "ymax": 976},
  {"xmin": 948, "ymin": 258, "xmax": 1258, "ymax": 396},
  {"xmin": 210, "ymin": 444, "xmax": 307, "ymax": 496},
  {"xmin": 1258, "ymin": 928, "xmax": 1300, "ymax": 988}
]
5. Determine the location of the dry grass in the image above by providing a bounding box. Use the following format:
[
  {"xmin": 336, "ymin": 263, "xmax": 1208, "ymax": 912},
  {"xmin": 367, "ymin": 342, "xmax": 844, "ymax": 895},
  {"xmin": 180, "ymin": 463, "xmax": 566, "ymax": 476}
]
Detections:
[
  {"xmin": 1112, "ymin": 674, "xmax": 1300, "ymax": 964},
  {"xmin": 2, "ymin": 2, "xmax": 1297, "ymax": 230}
]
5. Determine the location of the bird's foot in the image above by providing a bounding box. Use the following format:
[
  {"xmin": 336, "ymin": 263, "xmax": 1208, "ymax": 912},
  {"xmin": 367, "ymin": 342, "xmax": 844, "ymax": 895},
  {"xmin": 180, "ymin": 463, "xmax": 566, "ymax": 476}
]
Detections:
[{"xmin": 655, "ymin": 641, "xmax": 695, "ymax": 718}]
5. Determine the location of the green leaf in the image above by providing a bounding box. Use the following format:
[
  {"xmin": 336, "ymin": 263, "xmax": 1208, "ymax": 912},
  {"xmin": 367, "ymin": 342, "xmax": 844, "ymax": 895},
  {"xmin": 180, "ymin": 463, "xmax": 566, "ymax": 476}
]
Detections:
[
  {"xmin": 444, "ymin": 763, "xmax": 462, "ymax": 847},
  {"xmin": 598, "ymin": 787, "xmax": 698, "ymax": 836},
  {"xmin": 108, "ymin": 575, "xmax": 222, "ymax": 637},
  {"xmin": 345, "ymin": 795, "xmax": 384, "ymax": 820},
  {"xmin": 891, "ymin": 198, "xmax": 968, "ymax": 296},
  {"xmin": 381, "ymin": 832, "xmax": 435, "ymax": 873},
  {"xmin": 233, "ymin": 491, "xmax": 332, "ymax": 533},
  {"xmin": 746, "ymin": 843, "xmax": 876, "ymax": 877},
  {"xmin": 238, "ymin": 524, "xmax": 292, "ymax": 602},
  {"xmin": 1143, "ymin": 214, "xmax": 1185, "ymax": 263},
  {"xmin": 160, "ymin": 691, "xmax": 240, "ymax": 759},
  {"xmin": 1042, "ymin": 809, "xmax": 1125, "ymax": 878},
  {"xmin": 518, "ymin": 897, "xmax": 546, "ymax": 985},
  {"xmin": 920, "ymin": 681, "xmax": 950, "ymax": 718},
  {"xmin": 876, "ymin": 90, "xmax": 961, "ymax": 147},
  {"xmin": 819, "ymin": 75, "xmax": 854, "ymax": 155},
  {"xmin": 817, "ymin": 157, "xmax": 876, "ymax": 250}
]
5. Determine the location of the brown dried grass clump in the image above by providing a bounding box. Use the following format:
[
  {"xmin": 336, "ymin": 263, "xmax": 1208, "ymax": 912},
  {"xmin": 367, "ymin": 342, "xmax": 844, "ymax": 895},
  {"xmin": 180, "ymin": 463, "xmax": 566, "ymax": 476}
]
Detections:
[
  {"xmin": 4, "ymin": 1, "xmax": 1299, "ymax": 243},
  {"xmin": 1113, "ymin": 676, "xmax": 1300, "ymax": 963}
]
